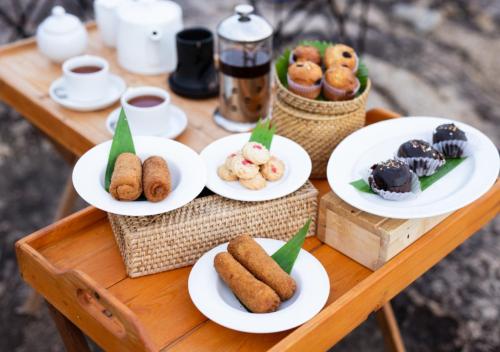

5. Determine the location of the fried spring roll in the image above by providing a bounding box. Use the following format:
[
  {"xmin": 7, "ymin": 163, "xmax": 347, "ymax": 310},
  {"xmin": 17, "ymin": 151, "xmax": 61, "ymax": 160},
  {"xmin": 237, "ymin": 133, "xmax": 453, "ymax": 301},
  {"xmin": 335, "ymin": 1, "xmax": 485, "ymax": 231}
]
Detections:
[
  {"xmin": 109, "ymin": 153, "xmax": 142, "ymax": 201},
  {"xmin": 142, "ymin": 156, "xmax": 171, "ymax": 202},
  {"xmin": 228, "ymin": 235, "xmax": 296, "ymax": 301},
  {"xmin": 214, "ymin": 252, "xmax": 280, "ymax": 313}
]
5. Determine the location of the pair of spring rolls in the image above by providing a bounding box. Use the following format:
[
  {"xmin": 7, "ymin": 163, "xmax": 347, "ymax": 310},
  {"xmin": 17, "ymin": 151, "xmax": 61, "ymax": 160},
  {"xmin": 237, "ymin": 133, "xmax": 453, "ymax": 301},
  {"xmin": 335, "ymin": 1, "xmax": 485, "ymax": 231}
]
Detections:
[
  {"xmin": 109, "ymin": 153, "xmax": 171, "ymax": 202},
  {"xmin": 214, "ymin": 235, "xmax": 297, "ymax": 313}
]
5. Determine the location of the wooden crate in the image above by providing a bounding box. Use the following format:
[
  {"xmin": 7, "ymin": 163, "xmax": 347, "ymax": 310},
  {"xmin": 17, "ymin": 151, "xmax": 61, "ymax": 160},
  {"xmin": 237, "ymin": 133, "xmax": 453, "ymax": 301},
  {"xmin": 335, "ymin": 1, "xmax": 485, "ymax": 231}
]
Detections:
[{"xmin": 318, "ymin": 192, "xmax": 451, "ymax": 270}]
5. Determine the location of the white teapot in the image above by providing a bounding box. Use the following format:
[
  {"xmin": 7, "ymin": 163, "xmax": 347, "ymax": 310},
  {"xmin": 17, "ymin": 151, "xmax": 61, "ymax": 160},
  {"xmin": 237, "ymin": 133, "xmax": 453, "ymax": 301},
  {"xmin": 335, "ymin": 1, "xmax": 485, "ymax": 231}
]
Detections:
[
  {"xmin": 116, "ymin": 0, "xmax": 183, "ymax": 75},
  {"xmin": 36, "ymin": 6, "xmax": 88, "ymax": 62}
]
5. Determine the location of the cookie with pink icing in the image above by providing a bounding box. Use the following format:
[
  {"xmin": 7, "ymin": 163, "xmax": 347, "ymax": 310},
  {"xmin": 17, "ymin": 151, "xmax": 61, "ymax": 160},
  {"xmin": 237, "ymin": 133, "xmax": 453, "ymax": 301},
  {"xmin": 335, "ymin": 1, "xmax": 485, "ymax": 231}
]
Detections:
[
  {"xmin": 229, "ymin": 154, "xmax": 259, "ymax": 180},
  {"xmin": 242, "ymin": 142, "xmax": 270, "ymax": 165},
  {"xmin": 260, "ymin": 157, "xmax": 285, "ymax": 181}
]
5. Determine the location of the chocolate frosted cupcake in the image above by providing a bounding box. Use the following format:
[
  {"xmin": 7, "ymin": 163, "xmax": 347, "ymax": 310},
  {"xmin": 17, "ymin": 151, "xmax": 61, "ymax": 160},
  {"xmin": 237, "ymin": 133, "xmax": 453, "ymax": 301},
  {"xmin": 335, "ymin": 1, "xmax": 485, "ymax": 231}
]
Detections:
[
  {"xmin": 324, "ymin": 44, "xmax": 358, "ymax": 72},
  {"xmin": 323, "ymin": 65, "xmax": 360, "ymax": 101},
  {"xmin": 396, "ymin": 139, "xmax": 446, "ymax": 176},
  {"xmin": 432, "ymin": 123, "xmax": 468, "ymax": 158},
  {"xmin": 289, "ymin": 45, "xmax": 321, "ymax": 66},
  {"xmin": 368, "ymin": 159, "xmax": 419, "ymax": 200},
  {"xmin": 287, "ymin": 61, "xmax": 323, "ymax": 99}
]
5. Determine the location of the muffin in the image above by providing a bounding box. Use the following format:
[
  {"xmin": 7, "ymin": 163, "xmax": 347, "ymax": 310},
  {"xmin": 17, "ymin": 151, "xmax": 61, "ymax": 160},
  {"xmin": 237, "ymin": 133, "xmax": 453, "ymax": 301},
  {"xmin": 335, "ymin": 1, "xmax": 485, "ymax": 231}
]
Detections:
[
  {"xmin": 287, "ymin": 61, "xmax": 323, "ymax": 99},
  {"xmin": 323, "ymin": 65, "xmax": 360, "ymax": 101},
  {"xmin": 396, "ymin": 139, "xmax": 446, "ymax": 176},
  {"xmin": 324, "ymin": 44, "xmax": 358, "ymax": 72},
  {"xmin": 242, "ymin": 142, "xmax": 271, "ymax": 165},
  {"xmin": 432, "ymin": 123, "xmax": 468, "ymax": 158},
  {"xmin": 260, "ymin": 157, "xmax": 285, "ymax": 181},
  {"xmin": 290, "ymin": 45, "xmax": 321, "ymax": 66},
  {"xmin": 369, "ymin": 159, "xmax": 417, "ymax": 200}
]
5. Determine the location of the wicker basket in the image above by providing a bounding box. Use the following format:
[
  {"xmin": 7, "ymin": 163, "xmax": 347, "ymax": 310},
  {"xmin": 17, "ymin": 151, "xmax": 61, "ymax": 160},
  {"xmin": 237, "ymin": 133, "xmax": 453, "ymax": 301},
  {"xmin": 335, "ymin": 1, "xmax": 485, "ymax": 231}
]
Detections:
[
  {"xmin": 108, "ymin": 181, "xmax": 318, "ymax": 278},
  {"xmin": 272, "ymin": 77, "xmax": 371, "ymax": 178}
]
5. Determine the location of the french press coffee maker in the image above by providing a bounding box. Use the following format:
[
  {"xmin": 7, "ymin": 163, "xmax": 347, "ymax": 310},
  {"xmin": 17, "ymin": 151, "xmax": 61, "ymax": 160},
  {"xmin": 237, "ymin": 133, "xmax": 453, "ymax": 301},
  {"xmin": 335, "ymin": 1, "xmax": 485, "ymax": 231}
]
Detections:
[{"xmin": 214, "ymin": 4, "xmax": 273, "ymax": 132}]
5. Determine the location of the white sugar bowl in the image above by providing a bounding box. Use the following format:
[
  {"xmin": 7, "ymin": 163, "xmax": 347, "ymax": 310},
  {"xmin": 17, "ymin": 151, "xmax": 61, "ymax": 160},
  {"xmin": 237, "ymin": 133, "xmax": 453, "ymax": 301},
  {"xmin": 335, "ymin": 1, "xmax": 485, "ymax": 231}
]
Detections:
[{"xmin": 36, "ymin": 6, "xmax": 88, "ymax": 62}]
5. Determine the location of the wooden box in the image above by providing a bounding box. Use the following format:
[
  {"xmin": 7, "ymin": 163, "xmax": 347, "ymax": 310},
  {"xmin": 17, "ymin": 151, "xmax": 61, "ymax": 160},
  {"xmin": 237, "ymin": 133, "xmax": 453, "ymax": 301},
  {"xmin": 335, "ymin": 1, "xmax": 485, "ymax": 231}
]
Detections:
[{"xmin": 317, "ymin": 192, "xmax": 451, "ymax": 270}]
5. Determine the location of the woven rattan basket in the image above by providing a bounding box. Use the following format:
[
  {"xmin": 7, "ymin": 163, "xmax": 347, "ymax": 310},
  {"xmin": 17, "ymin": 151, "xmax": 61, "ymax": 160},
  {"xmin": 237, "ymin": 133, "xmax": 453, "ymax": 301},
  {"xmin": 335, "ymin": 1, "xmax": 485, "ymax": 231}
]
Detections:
[
  {"xmin": 272, "ymin": 77, "xmax": 371, "ymax": 178},
  {"xmin": 108, "ymin": 181, "xmax": 318, "ymax": 278}
]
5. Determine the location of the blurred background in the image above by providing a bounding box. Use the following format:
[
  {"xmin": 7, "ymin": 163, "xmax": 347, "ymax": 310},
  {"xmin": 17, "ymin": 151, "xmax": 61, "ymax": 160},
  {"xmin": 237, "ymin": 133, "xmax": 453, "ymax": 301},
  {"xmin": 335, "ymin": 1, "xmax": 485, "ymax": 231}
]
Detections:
[{"xmin": 0, "ymin": 0, "xmax": 498, "ymax": 351}]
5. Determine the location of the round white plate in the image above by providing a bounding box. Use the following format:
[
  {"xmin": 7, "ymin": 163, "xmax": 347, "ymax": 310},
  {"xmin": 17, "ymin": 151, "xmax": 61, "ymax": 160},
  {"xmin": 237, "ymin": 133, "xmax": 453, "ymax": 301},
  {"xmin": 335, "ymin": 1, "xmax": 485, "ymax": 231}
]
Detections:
[
  {"xmin": 106, "ymin": 105, "xmax": 188, "ymax": 139},
  {"xmin": 200, "ymin": 133, "xmax": 312, "ymax": 202},
  {"xmin": 188, "ymin": 238, "xmax": 330, "ymax": 333},
  {"xmin": 49, "ymin": 74, "xmax": 126, "ymax": 112},
  {"xmin": 327, "ymin": 117, "xmax": 499, "ymax": 219},
  {"xmin": 72, "ymin": 136, "xmax": 206, "ymax": 216}
]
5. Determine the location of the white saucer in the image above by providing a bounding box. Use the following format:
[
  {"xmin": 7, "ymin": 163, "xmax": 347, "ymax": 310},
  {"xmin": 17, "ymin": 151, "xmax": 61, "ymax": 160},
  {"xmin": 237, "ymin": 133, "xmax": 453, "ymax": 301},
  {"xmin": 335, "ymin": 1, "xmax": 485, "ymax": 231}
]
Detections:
[
  {"xmin": 188, "ymin": 238, "xmax": 330, "ymax": 333},
  {"xmin": 49, "ymin": 74, "xmax": 126, "ymax": 112},
  {"xmin": 105, "ymin": 105, "xmax": 188, "ymax": 139}
]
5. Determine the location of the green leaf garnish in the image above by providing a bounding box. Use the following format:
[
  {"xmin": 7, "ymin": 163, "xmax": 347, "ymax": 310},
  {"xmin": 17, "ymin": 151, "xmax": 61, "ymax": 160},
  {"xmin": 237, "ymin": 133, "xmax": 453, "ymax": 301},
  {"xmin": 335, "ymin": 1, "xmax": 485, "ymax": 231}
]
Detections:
[
  {"xmin": 274, "ymin": 40, "xmax": 369, "ymax": 98},
  {"xmin": 272, "ymin": 219, "xmax": 311, "ymax": 274},
  {"xmin": 350, "ymin": 157, "xmax": 467, "ymax": 194},
  {"xmin": 104, "ymin": 108, "xmax": 136, "ymax": 192},
  {"xmin": 249, "ymin": 119, "xmax": 276, "ymax": 150}
]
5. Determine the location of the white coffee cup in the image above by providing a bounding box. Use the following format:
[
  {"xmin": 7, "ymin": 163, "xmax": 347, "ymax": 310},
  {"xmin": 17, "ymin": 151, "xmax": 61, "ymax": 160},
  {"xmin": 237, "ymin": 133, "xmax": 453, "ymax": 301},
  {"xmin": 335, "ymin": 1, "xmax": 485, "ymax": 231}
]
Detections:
[
  {"xmin": 61, "ymin": 55, "xmax": 110, "ymax": 101},
  {"xmin": 94, "ymin": 0, "xmax": 125, "ymax": 47},
  {"xmin": 121, "ymin": 86, "xmax": 171, "ymax": 136}
]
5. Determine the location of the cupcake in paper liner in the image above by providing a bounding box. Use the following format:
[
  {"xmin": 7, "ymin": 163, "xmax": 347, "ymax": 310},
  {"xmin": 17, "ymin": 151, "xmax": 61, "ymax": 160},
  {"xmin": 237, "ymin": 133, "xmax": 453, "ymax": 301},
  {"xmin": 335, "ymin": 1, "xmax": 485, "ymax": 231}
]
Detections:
[
  {"xmin": 368, "ymin": 159, "xmax": 420, "ymax": 201},
  {"xmin": 395, "ymin": 139, "xmax": 446, "ymax": 176},
  {"xmin": 323, "ymin": 65, "xmax": 360, "ymax": 101},
  {"xmin": 432, "ymin": 123, "xmax": 470, "ymax": 158},
  {"xmin": 289, "ymin": 45, "xmax": 322, "ymax": 66},
  {"xmin": 324, "ymin": 44, "xmax": 359, "ymax": 72},
  {"xmin": 287, "ymin": 61, "xmax": 323, "ymax": 100}
]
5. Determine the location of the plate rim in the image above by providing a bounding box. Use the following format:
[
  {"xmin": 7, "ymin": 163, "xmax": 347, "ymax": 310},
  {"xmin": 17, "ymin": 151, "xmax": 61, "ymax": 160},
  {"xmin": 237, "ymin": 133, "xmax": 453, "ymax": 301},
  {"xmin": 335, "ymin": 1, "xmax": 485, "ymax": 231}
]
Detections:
[
  {"xmin": 200, "ymin": 133, "xmax": 312, "ymax": 202},
  {"xmin": 72, "ymin": 135, "xmax": 207, "ymax": 216},
  {"xmin": 188, "ymin": 238, "xmax": 330, "ymax": 333},
  {"xmin": 327, "ymin": 116, "xmax": 499, "ymax": 219}
]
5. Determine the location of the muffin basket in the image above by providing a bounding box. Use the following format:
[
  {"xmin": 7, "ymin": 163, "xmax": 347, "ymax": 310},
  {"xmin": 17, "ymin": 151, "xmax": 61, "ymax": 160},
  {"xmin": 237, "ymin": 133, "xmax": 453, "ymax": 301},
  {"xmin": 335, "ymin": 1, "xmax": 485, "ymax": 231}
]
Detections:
[
  {"xmin": 272, "ymin": 76, "xmax": 371, "ymax": 178},
  {"xmin": 108, "ymin": 181, "xmax": 318, "ymax": 278}
]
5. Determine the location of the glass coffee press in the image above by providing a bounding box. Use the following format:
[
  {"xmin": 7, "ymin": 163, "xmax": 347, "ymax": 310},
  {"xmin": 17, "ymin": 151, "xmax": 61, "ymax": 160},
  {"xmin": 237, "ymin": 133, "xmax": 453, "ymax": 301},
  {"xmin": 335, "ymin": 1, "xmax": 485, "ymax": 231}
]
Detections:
[{"xmin": 214, "ymin": 4, "xmax": 273, "ymax": 132}]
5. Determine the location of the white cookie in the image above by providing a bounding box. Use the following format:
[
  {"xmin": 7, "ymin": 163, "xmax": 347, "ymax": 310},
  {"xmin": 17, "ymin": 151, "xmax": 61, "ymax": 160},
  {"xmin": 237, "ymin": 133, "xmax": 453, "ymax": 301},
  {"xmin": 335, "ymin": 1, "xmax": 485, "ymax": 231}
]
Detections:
[
  {"xmin": 239, "ymin": 172, "xmax": 267, "ymax": 190},
  {"xmin": 224, "ymin": 151, "xmax": 241, "ymax": 170},
  {"xmin": 260, "ymin": 157, "xmax": 285, "ymax": 181},
  {"xmin": 242, "ymin": 142, "xmax": 271, "ymax": 165},
  {"xmin": 217, "ymin": 164, "xmax": 238, "ymax": 181},
  {"xmin": 230, "ymin": 154, "xmax": 259, "ymax": 180}
]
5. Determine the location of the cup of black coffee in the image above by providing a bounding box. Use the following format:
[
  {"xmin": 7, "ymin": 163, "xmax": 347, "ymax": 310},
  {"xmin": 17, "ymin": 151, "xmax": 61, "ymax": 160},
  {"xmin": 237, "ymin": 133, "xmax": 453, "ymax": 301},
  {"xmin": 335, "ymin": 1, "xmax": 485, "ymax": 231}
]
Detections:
[
  {"xmin": 168, "ymin": 27, "xmax": 218, "ymax": 99},
  {"xmin": 62, "ymin": 55, "xmax": 109, "ymax": 101},
  {"xmin": 121, "ymin": 86, "xmax": 171, "ymax": 135}
]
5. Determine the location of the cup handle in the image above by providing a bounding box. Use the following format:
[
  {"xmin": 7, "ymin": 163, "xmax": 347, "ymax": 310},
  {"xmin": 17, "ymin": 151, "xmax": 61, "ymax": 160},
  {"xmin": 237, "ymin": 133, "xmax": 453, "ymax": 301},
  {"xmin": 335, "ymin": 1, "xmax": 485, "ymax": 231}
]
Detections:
[{"xmin": 54, "ymin": 86, "xmax": 68, "ymax": 99}]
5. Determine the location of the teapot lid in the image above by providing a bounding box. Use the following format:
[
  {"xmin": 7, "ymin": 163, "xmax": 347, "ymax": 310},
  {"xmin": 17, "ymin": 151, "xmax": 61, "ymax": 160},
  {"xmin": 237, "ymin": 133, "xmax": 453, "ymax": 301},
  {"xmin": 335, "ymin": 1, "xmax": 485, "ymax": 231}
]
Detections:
[
  {"xmin": 117, "ymin": 0, "xmax": 182, "ymax": 25},
  {"xmin": 217, "ymin": 4, "xmax": 273, "ymax": 43},
  {"xmin": 40, "ymin": 6, "xmax": 82, "ymax": 35}
]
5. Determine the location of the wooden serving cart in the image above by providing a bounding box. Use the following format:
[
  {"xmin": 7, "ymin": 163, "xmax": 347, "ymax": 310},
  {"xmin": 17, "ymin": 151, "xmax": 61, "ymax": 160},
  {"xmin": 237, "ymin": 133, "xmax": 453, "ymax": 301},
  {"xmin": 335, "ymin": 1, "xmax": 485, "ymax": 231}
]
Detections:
[{"xmin": 1, "ymin": 26, "xmax": 499, "ymax": 352}]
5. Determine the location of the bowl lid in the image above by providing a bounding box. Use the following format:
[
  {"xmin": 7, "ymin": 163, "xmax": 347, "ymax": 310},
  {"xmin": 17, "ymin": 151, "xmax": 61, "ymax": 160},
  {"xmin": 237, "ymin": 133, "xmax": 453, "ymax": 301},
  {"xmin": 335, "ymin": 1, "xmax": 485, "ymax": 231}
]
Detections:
[
  {"xmin": 217, "ymin": 4, "xmax": 273, "ymax": 43},
  {"xmin": 117, "ymin": 0, "xmax": 182, "ymax": 25},
  {"xmin": 39, "ymin": 6, "xmax": 83, "ymax": 35}
]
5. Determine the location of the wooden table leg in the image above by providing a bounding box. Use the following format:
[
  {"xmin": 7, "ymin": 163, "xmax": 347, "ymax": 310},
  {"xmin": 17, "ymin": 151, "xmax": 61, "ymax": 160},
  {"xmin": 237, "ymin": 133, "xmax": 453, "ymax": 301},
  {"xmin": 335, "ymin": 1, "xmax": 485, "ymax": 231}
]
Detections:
[
  {"xmin": 376, "ymin": 302, "xmax": 406, "ymax": 352},
  {"xmin": 17, "ymin": 167, "xmax": 78, "ymax": 316},
  {"xmin": 47, "ymin": 301, "xmax": 91, "ymax": 352}
]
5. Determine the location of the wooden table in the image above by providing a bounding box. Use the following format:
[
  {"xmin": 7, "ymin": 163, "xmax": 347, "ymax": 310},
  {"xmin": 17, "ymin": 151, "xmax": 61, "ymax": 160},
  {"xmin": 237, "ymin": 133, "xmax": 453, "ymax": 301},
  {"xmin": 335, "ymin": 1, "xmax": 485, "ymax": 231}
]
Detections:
[{"xmin": 3, "ymin": 27, "xmax": 499, "ymax": 352}]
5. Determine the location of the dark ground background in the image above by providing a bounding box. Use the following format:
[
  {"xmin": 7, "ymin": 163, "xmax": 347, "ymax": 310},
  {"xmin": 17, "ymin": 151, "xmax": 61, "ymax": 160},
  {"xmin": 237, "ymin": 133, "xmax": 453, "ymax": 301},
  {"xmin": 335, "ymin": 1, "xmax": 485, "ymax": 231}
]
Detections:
[{"xmin": 0, "ymin": 0, "xmax": 499, "ymax": 351}]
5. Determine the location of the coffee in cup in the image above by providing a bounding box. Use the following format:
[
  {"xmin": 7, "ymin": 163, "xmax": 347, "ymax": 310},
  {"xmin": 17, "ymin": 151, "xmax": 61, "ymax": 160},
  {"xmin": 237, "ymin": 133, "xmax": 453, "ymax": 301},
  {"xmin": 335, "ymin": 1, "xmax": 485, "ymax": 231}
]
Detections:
[
  {"xmin": 62, "ymin": 55, "xmax": 110, "ymax": 101},
  {"xmin": 121, "ymin": 86, "xmax": 171, "ymax": 135}
]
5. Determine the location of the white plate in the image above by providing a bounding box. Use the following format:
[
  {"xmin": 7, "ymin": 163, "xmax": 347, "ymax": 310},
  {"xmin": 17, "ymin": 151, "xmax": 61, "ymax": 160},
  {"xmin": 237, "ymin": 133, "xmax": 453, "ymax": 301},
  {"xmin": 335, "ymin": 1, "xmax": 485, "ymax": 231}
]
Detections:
[
  {"xmin": 105, "ymin": 105, "xmax": 188, "ymax": 139},
  {"xmin": 200, "ymin": 133, "xmax": 312, "ymax": 201},
  {"xmin": 49, "ymin": 74, "xmax": 126, "ymax": 112},
  {"xmin": 72, "ymin": 136, "xmax": 206, "ymax": 216},
  {"xmin": 188, "ymin": 238, "xmax": 330, "ymax": 333},
  {"xmin": 327, "ymin": 117, "xmax": 499, "ymax": 219}
]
